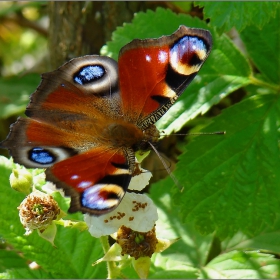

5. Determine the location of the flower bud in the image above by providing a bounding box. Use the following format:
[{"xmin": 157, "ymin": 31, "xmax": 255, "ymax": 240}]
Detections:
[
  {"xmin": 10, "ymin": 167, "xmax": 32, "ymax": 195},
  {"xmin": 18, "ymin": 191, "xmax": 60, "ymax": 235}
]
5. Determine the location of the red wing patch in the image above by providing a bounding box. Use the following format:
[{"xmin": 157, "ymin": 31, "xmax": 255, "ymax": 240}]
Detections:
[
  {"xmin": 47, "ymin": 146, "xmax": 131, "ymax": 215},
  {"xmin": 119, "ymin": 46, "xmax": 170, "ymax": 122}
]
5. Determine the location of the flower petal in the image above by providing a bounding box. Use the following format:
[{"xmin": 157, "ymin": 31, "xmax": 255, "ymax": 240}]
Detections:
[
  {"xmin": 85, "ymin": 193, "xmax": 158, "ymax": 238},
  {"xmin": 128, "ymin": 169, "xmax": 152, "ymax": 191},
  {"xmin": 42, "ymin": 182, "xmax": 65, "ymax": 196}
]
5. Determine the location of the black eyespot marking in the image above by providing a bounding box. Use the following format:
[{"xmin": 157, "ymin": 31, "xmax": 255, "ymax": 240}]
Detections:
[
  {"xmin": 98, "ymin": 174, "xmax": 131, "ymax": 188},
  {"xmin": 28, "ymin": 147, "xmax": 56, "ymax": 164},
  {"xmin": 111, "ymin": 161, "xmax": 129, "ymax": 170},
  {"xmin": 165, "ymin": 64, "xmax": 197, "ymax": 91},
  {"xmin": 74, "ymin": 65, "xmax": 105, "ymax": 85},
  {"xmin": 151, "ymin": 95, "xmax": 170, "ymax": 106},
  {"xmin": 189, "ymin": 53, "xmax": 202, "ymax": 66}
]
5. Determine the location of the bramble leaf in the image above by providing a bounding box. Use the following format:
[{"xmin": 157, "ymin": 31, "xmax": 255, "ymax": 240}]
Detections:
[
  {"xmin": 171, "ymin": 93, "xmax": 280, "ymax": 238},
  {"xmin": 196, "ymin": 2, "xmax": 279, "ymax": 33},
  {"xmin": 199, "ymin": 250, "xmax": 280, "ymax": 279},
  {"xmin": 0, "ymin": 157, "xmax": 106, "ymax": 278},
  {"xmin": 240, "ymin": 8, "xmax": 280, "ymax": 84}
]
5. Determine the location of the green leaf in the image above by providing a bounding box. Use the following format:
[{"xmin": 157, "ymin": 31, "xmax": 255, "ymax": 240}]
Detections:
[
  {"xmin": 172, "ymin": 2, "xmax": 192, "ymax": 13},
  {"xmin": 102, "ymin": 8, "xmax": 251, "ymax": 134},
  {"xmin": 222, "ymin": 217, "xmax": 280, "ymax": 254},
  {"xmin": 9, "ymin": 268, "xmax": 55, "ymax": 279},
  {"xmin": 150, "ymin": 254, "xmax": 198, "ymax": 279},
  {"xmin": 0, "ymin": 271, "xmax": 11, "ymax": 278},
  {"xmin": 240, "ymin": 8, "xmax": 280, "ymax": 85},
  {"xmin": 150, "ymin": 176, "xmax": 213, "ymax": 268},
  {"xmin": 196, "ymin": 2, "xmax": 280, "ymax": 33},
  {"xmin": 199, "ymin": 250, "xmax": 280, "ymax": 279},
  {"xmin": 0, "ymin": 156, "xmax": 107, "ymax": 278},
  {"xmin": 0, "ymin": 249, "xmax": 28, "ymax": 272},
  {"xmin": 171, "ymin": 93, "xmax": 280, "ymax": 238},
  {"xmin": 0, "ymin": 74, "xmax": 40, "ymax": 119},
  {"xmin": 0, "ymin": 157, "xmax": 25, "ymax": 235}
]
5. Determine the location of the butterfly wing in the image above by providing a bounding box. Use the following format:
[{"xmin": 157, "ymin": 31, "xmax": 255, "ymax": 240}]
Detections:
[
  {"xmin": 26, "ymin": 55, "xmax": 121, "ymax": 125},
  {"xmin": 118, "ymin": 25, "xmax": 212, "ymax": 129},
  {"xmin": 1, "ymin": 55, "xmax": 121, "ymax": 167},
  {"xmin": 0, "ymin": 55, "xmax": 133, "ymax": 215},
  {"xmin": 46, "ymin": 146, "xmax": 131, "ymax": 215},
  {"xmin": 1, "ymin": 26, "xmax": 213, "ymax": 216}
]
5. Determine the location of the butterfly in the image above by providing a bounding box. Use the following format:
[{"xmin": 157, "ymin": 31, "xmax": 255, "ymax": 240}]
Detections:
[{"xmin": 1, "ymin": 25, "xmax": 212, "ymax": 216}]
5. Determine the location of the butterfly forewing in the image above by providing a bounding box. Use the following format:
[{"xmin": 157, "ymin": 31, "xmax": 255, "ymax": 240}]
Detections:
[{"xmin": 118, "ymin": 25, "xmax": 212, "ymax": 129}]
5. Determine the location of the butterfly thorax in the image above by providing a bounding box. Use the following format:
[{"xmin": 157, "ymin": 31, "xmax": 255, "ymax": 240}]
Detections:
[
  {"xmin": 99, "ymin": 119, "xmax": 159, "ymax": 152},
  {"xmin": 135, "ymin": 124, "xmax": 160, "ymax": 151}
]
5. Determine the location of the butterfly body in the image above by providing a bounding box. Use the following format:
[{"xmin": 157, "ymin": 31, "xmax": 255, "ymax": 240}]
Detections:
[{"xmin": 1, "ymin": 25, "xmax": 212, "ymax": 215}]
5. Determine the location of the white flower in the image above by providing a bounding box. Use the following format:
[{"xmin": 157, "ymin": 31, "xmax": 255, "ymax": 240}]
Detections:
[
  {"xmin": 129, "ymin": 168, "xmax": 152, "ymax": 191},
  {"xmin": 85, "ymin": 168, "xmax": 158, "ymax": 238},
  {"xmin": 42, "ymin": 181, "xmax": 65, "ymax": 196}
]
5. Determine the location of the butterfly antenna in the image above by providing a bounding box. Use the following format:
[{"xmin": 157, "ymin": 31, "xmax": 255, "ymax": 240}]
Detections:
[
  {"xmin": 148, "ymin": 141, "xmax": 184, "ymax": 192},
  {"xmin": 160, "ymin": 131, "xmax": 226, "ymax": 137}
]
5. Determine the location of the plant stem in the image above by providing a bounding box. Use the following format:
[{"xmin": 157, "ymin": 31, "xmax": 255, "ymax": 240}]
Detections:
[
  {"xmin": 250, "ymin": 75, "xmax": 279, "ymax": 92},
  {"xmin": 99, "ymin": 236, "xmax": 118, "ymax": 279}
]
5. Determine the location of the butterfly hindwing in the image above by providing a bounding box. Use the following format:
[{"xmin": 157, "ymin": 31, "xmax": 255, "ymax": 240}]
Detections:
[
  {"xmin": 2, "ymin": 117, "xmax": 133, "ymax": 214},
  {"xmin": 0, "ymin": 118, "xmax": 78, "ymax": 168},
  {"xmin": 47, "ymin": 146, "xmax": 132, "ymax": 215}
]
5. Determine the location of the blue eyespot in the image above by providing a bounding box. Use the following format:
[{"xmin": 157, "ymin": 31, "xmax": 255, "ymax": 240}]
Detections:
[
  {"xmin": 74, "ymin": 65, "xmax": 105, "ymax": 85},
  {"xmin": 29, "ymin": 147, "xmax": 56, "ymax": 164},
  {"xmin": 82, "ymin": 187, "xmax": 105, "ymax": 210},
  {"xmin": 171, "ymin": 36, "xmax": 207, "ymax": 66}
]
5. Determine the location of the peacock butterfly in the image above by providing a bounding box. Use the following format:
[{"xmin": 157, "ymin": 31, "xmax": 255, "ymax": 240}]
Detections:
[{"xmin": 1, "ymin": 26, "xmax": 212, "ymax": 216}]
